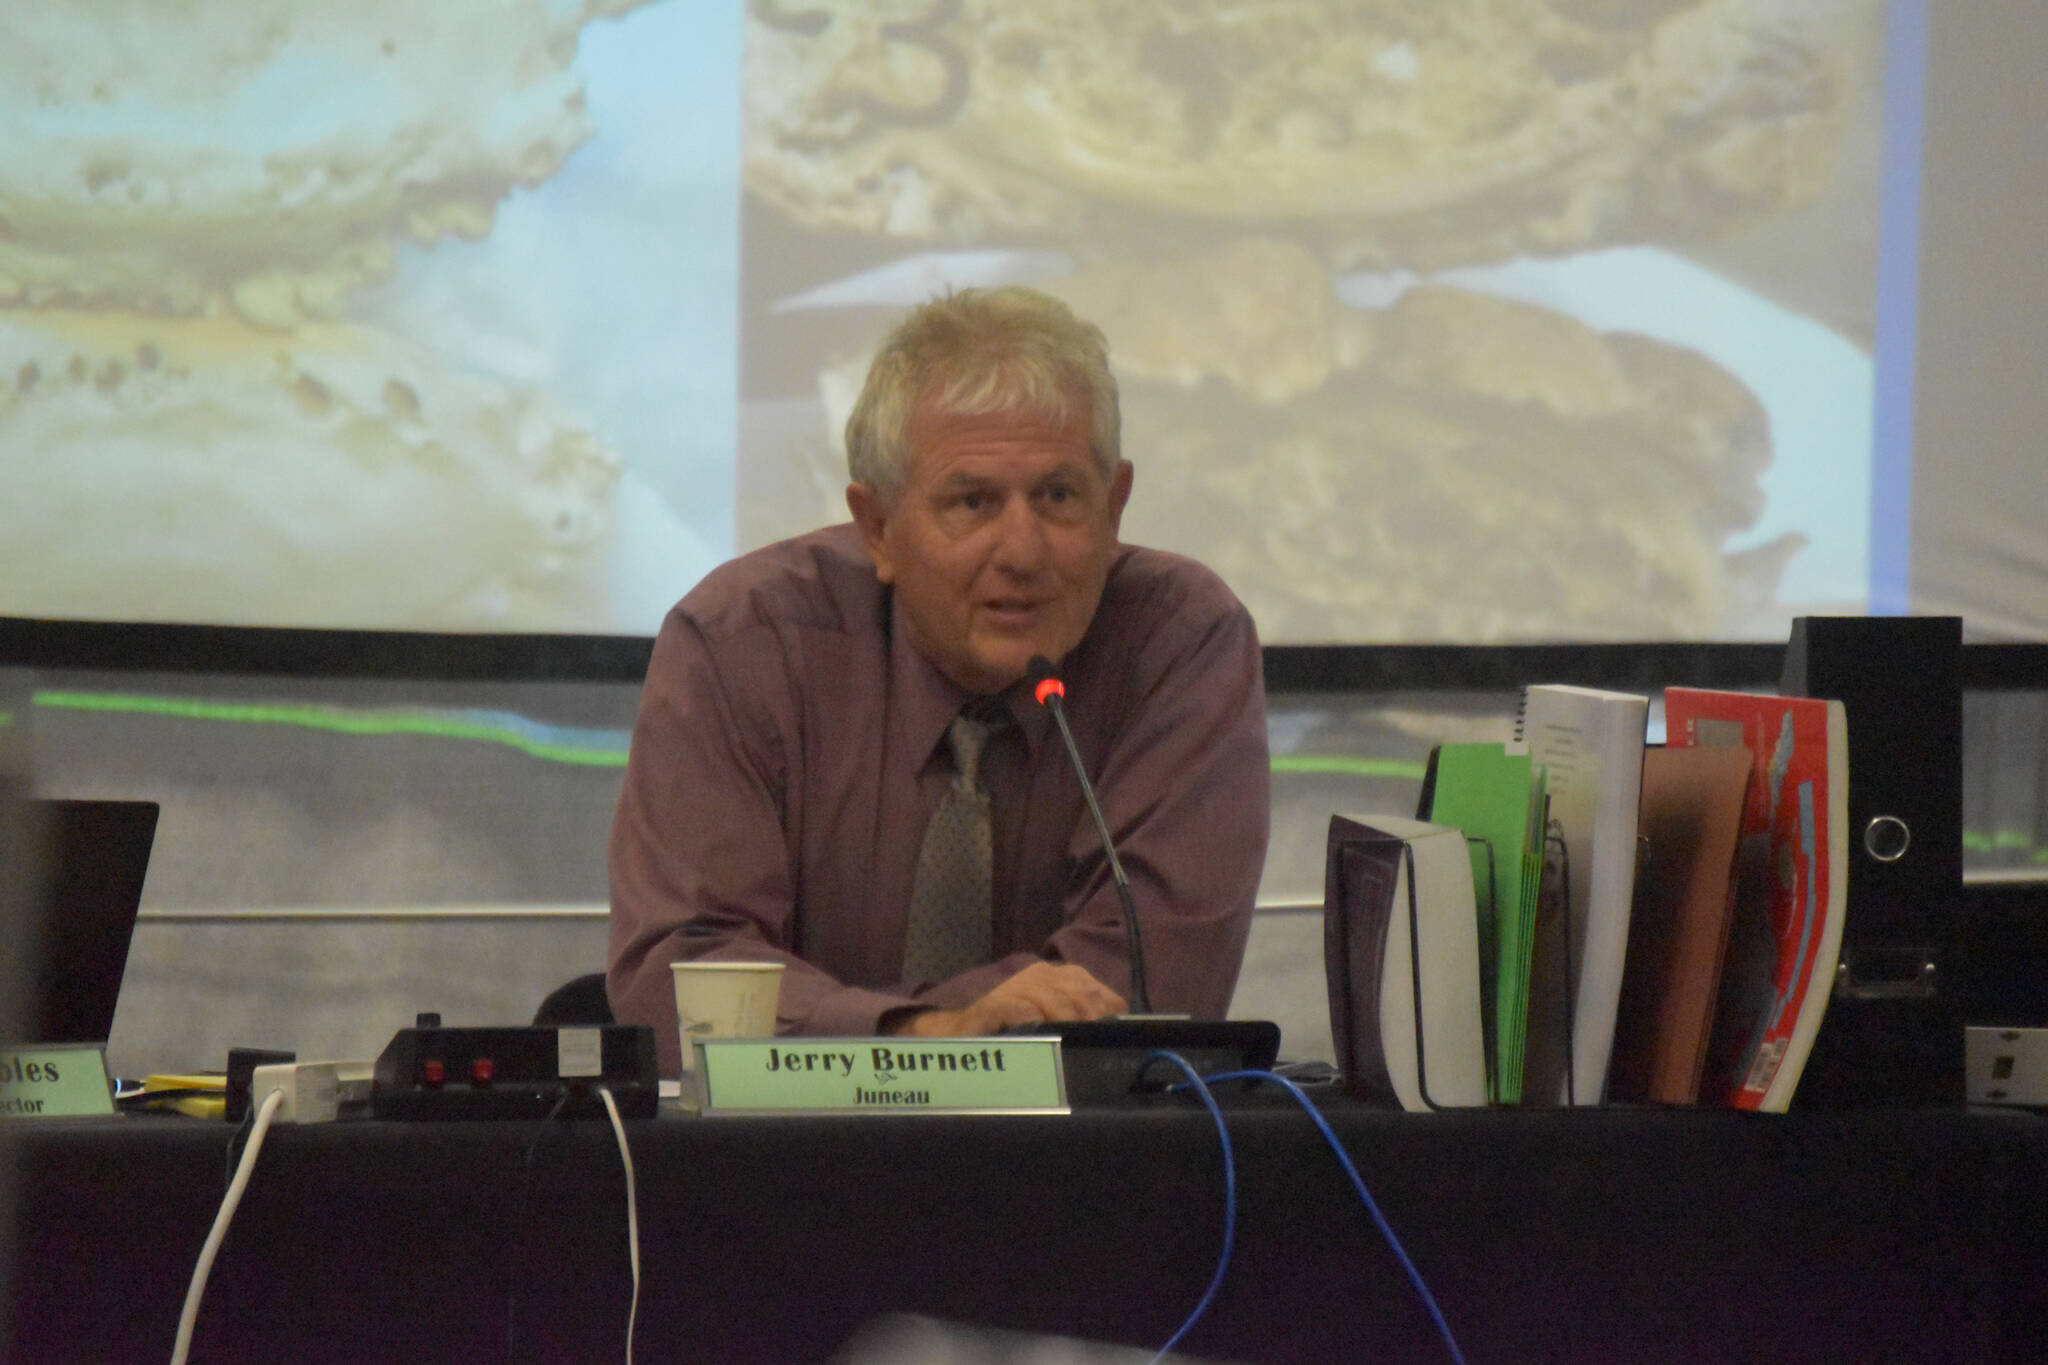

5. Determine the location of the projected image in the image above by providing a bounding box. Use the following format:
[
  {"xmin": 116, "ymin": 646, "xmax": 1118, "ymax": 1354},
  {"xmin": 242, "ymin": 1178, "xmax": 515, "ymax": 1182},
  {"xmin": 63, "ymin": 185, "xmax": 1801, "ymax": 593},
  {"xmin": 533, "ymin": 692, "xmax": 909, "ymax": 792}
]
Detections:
[
  {"xmin": 0, "ymin": 0, "xmax": 1901, "ymax": 643},
  {"xmin": 739, "ymin": 0, "xmax": 1893, "ymax": 643},
  {"xmin": 0, "ymin": 0, "xmax": 737, "ymax": 633}
]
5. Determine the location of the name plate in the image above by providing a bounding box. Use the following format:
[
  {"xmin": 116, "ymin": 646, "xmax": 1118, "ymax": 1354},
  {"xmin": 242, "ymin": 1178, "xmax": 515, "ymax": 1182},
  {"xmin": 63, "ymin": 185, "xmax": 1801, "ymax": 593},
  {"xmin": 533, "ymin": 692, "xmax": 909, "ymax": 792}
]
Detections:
[
  {"xmin": 1, "ymin": 1045, "xmax": 116, "ymax": 1119},
  {"xmin": 693, "ymin": 1038, "xmax": 1068, "ymax": 1115}
]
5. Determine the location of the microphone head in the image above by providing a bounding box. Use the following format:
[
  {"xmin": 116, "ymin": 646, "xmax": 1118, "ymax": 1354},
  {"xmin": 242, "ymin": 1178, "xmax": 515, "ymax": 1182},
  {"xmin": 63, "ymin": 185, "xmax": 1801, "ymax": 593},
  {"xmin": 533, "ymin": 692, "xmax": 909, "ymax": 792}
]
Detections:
[{"xmin": 1026, "ymin": 655, "xmax": 1065, "ymax": 707}]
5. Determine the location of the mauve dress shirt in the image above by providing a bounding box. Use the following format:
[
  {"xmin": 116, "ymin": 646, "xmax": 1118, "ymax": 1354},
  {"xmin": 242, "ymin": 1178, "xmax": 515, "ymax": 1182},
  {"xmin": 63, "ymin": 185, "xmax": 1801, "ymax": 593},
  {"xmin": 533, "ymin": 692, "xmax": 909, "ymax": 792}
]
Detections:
[{"xmin": 606, "ymin": 523, "xmax": 1269, "ymax": 1074}]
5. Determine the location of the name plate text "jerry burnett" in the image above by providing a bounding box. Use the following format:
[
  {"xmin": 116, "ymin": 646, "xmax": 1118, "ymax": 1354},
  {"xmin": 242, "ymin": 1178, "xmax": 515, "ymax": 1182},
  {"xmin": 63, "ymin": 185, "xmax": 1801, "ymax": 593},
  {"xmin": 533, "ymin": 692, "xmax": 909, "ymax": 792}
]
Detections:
[{"xmin": 693, "ymin": 1038, "xmax": 1068, "ymax": 1115}]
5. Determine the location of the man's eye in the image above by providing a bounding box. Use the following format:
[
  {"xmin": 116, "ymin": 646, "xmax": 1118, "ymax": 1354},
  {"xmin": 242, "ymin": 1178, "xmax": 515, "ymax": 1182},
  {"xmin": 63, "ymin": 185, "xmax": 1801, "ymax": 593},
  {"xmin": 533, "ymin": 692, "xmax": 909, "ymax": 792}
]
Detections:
[
  {"xmin": 1042, "ymin": 484, "xmax": 1074, "ymax": 504},
  {"xmin": 959, "ymin": 491, "xmax": 990, "ymax": 512}
]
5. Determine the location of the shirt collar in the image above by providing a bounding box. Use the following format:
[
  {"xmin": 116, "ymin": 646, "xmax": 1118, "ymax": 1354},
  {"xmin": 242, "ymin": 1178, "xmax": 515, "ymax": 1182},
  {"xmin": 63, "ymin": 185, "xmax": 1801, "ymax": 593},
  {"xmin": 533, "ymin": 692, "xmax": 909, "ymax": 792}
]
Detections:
[{"xmin": 885, "ymin": 599, "xmax": 1054, "ymax": 766}]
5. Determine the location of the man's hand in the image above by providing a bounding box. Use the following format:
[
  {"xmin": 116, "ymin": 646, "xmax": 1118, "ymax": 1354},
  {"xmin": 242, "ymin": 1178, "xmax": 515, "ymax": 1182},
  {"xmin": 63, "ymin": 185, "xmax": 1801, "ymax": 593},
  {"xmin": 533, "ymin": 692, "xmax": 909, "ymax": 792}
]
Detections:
[{"xmin": 889, "ymin": 962, "xmax": 1126, "ymax": 1038}]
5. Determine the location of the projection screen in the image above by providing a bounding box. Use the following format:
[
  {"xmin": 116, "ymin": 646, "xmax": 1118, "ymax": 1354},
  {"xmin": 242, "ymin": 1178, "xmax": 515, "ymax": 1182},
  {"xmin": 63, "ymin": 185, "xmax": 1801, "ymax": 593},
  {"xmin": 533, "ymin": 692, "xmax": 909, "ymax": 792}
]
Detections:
[{"xmin": 6, "ymin": 0, "xmax": 2024, "ymax": 646}]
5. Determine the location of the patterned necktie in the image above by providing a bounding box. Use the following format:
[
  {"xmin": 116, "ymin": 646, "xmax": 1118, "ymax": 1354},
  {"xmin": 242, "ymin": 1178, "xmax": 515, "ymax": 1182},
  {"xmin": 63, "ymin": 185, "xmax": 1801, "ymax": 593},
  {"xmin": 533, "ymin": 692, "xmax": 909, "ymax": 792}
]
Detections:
[{"xmin": 901, "ymin": 713, "xmax": 997, "ymax": 986}]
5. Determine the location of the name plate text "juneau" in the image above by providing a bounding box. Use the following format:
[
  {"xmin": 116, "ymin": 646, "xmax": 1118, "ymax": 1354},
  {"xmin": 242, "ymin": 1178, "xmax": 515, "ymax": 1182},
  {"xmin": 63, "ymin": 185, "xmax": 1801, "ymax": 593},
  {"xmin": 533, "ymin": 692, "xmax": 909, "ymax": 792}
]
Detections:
[
  {"xmin": 694, "ymin": 1038, "xmax": 1068, "ymax": 1115},
  {"xmin": 1, "ymin": 1045, "xmax": 116, "ymax": 1119}
]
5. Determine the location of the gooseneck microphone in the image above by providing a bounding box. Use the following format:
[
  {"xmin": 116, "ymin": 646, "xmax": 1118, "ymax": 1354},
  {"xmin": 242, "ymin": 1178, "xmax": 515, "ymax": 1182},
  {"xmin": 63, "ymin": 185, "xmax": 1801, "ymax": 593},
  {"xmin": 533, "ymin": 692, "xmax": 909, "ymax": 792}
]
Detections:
[
  {"xmin": 1026, "ymin": 655, "xmax": 1150, "ymax": 1014},
  {"xmin": 1011, "ymin": 655, "xmax": 1281, "ymax": 1101}
]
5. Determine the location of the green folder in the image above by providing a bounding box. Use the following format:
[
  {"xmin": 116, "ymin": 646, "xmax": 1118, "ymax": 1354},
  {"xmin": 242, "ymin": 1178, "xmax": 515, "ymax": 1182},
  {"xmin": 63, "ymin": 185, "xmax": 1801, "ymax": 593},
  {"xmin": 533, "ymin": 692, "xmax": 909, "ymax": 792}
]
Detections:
[{"xmin": 1425, "ymin": 743, "xmax": 1547, "ymax": 1104}]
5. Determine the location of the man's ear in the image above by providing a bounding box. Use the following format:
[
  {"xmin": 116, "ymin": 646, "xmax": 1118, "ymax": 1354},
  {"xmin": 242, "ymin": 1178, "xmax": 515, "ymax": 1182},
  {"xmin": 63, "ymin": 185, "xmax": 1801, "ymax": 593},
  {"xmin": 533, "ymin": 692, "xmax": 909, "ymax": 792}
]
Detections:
[
  {"xmin": 846, "ymin": 482, "xmax": 895, "ymax": 584},
  {"xmin": 1107, "ymin": 460, "xmax": 1134, "ymax": 535}
]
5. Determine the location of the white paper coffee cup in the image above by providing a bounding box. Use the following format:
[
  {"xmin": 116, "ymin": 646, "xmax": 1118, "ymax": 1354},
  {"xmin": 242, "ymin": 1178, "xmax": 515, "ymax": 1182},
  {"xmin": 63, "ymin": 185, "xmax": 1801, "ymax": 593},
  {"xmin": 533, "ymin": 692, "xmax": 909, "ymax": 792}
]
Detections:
[
  {"xmin": 671, "ymin": 960, "xmax": 784, "ymax": 1045},
  {"xmin": 671, "ymin": 960, "xmax": 784, "ymax": 1111}
]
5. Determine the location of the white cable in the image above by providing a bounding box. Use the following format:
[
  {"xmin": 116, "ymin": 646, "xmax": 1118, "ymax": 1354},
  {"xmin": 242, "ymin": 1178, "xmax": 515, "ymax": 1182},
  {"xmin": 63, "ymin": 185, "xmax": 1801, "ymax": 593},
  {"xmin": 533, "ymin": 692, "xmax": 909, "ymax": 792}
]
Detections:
[
  {"xmin": 598, "ymin": 1087, "xmax": 642, "ymax": 1365},
  {"xmin": 170, "ymin": 1086, "xmax": 287, "ymax": 1365}
]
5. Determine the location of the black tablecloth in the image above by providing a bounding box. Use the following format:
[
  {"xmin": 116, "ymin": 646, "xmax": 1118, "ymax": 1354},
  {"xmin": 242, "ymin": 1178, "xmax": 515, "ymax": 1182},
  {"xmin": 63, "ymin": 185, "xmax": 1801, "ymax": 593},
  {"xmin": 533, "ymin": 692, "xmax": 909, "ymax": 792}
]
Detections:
[{"xmin": 6, "ymin": 1102, "xmax": 2047, "ymax": 1363}]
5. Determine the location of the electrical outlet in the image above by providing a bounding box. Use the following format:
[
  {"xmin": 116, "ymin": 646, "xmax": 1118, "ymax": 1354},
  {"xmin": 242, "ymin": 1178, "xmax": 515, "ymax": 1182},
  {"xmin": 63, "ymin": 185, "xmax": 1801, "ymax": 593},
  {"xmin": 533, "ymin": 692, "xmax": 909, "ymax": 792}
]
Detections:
[{"xmin": 1964, "ymin": 1027, "xmax": 2048, "ymax": 1107}]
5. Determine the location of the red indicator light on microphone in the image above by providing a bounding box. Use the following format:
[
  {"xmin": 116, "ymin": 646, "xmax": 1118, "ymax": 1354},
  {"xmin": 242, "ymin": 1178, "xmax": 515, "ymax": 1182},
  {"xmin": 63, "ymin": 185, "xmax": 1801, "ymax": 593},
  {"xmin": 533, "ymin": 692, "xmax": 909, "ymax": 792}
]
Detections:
[{"xmin": 1033, "ymin": 676, "xmax": 1065, "ymax": 706}]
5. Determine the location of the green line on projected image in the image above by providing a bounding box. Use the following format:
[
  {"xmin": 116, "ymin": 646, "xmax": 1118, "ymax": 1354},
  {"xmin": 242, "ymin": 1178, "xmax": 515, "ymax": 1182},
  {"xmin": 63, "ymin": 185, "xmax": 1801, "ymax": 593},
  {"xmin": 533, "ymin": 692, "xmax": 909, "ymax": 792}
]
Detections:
[{"xmin": 32, "ymin": 691, "xmax": 631, "ymax": 769}]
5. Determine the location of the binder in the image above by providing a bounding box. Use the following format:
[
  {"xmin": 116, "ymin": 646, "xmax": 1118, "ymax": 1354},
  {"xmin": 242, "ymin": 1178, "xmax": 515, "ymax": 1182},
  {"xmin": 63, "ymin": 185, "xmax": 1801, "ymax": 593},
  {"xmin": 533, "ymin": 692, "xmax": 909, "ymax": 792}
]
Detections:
[{"xmin": 1780, "ymin": 616, "xmax": 1964, "ymax": 1106}]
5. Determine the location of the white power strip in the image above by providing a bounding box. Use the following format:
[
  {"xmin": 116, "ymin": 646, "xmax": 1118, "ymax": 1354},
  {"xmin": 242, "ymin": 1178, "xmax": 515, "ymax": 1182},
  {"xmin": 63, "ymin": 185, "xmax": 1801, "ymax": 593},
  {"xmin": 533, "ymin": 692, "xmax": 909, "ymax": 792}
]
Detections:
[{"xmin": 248, "ymin": 1060, "xmax": 374, "ymax": 1123}]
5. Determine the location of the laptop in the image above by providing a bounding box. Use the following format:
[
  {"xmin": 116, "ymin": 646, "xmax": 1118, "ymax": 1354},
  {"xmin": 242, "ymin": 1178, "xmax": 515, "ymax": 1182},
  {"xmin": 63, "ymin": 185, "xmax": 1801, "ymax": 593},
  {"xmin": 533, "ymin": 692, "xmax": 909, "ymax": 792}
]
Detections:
[{"xmin": 14, "ymin": 799, "xmax": 160, "ymax": 1046}]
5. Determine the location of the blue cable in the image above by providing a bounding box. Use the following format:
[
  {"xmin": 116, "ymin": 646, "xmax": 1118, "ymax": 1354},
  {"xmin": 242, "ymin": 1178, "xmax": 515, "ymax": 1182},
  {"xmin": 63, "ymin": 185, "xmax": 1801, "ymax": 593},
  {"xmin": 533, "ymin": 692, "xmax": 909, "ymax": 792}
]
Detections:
[
  {"xmin": 1141, "ymin": 1051, "xmax": 1238, "ymax": 1364},
  {"xmin": 1200, "ymin": 1069, "xmax": 1469, "ymax": 1365}
]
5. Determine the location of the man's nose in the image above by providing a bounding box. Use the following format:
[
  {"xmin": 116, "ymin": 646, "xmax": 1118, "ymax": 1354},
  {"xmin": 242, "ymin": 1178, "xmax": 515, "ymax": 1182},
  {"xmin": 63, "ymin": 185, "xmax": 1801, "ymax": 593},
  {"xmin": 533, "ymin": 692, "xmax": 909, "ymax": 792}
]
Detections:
[{"xmin": 989, "ymin": 496, "xmax": 1051, "ymax": 574}]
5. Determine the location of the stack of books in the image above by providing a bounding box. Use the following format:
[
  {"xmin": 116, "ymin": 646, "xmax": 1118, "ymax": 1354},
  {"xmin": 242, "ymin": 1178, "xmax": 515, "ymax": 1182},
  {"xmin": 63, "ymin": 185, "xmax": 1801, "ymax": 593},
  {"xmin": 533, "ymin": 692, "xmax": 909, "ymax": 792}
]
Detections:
[{"xmin": 1324, "ymin": 685, "xmax": 1847, "ymax": 1113}]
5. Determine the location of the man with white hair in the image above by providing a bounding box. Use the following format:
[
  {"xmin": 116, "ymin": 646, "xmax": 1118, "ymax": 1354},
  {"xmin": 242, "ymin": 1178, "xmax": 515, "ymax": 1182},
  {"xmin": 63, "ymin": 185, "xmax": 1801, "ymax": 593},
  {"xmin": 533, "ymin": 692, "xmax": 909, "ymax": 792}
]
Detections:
[{"xmin": 607, "ymin": 286, "xmax": 1268, "ymax": 1074}]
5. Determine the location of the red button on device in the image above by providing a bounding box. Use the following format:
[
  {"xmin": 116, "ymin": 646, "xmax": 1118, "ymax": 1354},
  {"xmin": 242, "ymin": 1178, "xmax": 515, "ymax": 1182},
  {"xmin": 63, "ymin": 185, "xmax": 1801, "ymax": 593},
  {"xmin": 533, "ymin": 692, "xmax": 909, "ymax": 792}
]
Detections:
[
  {"xmin": 471, "ymin": 1058, "xmax": 495, "ymax": 1087},
  {"xmin": 422, "ymin": 1059, "xmax": 446, "ymax": 1088}
]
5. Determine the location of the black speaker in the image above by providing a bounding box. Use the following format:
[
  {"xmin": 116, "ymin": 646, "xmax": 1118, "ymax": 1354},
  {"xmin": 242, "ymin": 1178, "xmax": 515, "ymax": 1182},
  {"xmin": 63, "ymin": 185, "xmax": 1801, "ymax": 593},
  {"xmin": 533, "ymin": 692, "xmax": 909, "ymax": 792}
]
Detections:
[{"xmin": 1781, "ymin": 615, "xmax": 1963, "ymax": 1106}]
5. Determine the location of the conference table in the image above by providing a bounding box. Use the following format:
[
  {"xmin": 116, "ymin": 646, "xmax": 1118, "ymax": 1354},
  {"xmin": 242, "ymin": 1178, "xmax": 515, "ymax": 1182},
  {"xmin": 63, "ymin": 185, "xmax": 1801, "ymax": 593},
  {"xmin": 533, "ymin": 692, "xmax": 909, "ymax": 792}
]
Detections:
[{"xmin": 7, "ymin": 1098, "xmax": 2047, "ymax": 1363}]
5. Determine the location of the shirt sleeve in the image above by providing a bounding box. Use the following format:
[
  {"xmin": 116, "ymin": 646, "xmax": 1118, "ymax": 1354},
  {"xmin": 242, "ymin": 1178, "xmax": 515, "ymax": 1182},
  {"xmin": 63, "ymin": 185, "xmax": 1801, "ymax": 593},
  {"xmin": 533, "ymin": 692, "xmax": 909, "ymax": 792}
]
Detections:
[
  {"xmin": 952, "ymin": 591, "xmax": 1270, "ymax": 1019},
  {"xmin": 605, "ymin": 609, "xmax": 920, "ymax": 1075}
]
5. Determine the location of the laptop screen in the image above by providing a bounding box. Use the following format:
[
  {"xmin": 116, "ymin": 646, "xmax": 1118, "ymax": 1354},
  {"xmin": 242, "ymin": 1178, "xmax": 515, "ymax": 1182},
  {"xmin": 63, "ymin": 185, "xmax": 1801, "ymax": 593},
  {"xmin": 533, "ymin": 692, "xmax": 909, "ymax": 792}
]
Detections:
[{"xmin": 18, "ymin": 800, "xmax": 160, "ymax": 1046}]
